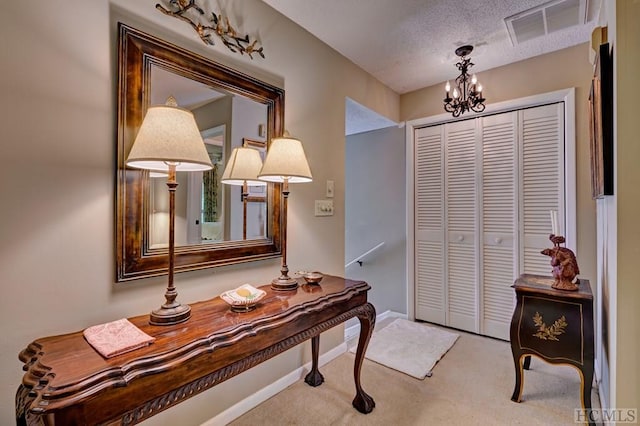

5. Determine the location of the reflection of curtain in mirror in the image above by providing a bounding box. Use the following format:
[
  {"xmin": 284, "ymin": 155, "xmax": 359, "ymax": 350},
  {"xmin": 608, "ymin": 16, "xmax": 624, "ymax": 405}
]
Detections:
[{"xmin": 202, "ymin": 165, "xmax": 218, "ymax": 222}]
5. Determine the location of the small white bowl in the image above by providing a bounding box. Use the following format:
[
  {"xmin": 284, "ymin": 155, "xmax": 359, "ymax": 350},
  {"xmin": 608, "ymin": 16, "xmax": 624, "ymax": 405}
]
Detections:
[{"xmin": 221, "ymin": 284, "xmax": 266, "ymax": 312}]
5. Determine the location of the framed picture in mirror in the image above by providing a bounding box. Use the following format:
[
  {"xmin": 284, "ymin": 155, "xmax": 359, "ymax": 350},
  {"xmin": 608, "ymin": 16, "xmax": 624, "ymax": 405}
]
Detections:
[{"xmin": 243, "ymin": 138, "xmax": 267, "ymax": 202}]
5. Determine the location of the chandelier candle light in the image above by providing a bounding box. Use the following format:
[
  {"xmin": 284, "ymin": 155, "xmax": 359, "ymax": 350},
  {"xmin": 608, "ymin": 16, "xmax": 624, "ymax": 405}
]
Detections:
[
  {"xmin": 126, "ymin": 96, "xmax": 213, "ymax": 325},
  {"xmin": 443, "ymin": 45, "xmax": 486, "ymax": 117},
  {"xmin": 258, "ymin": 132, "xmax": 312, "ymax": 291}
]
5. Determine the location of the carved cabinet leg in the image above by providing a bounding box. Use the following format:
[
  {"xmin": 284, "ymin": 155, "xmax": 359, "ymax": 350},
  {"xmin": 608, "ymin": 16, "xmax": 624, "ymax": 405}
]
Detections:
[
  {"xmin": 581, "ymin": 366, "xmax": 594, "ymax": 413},
  {"xmin": 511, "ymin": 353, "xmax": 524, "ymax": 402},
  {"xmin": 304, "ymin": 335, "xmax": 324, "ymax": 387},
  {"xmin": 352, "ymin": 303, "xmax": 376, "ymax": 414}
]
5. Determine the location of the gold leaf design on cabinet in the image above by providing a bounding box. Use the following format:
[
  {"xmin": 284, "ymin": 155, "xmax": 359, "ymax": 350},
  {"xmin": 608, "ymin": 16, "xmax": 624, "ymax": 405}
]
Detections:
[{"xmin": 532, "ymin": 312, "xmax": 567, "ymax": 341}]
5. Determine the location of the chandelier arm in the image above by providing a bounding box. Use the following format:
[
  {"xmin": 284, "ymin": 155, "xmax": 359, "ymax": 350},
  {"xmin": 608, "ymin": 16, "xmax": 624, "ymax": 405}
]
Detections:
[{"xmin": 471, "ymin": 103, "xmax": 486, "ymax": 113}]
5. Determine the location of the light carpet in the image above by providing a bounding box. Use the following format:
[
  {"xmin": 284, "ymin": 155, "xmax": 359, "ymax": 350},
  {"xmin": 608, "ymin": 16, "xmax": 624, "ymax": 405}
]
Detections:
[
  {"xmin": 230, "ymin": 324, "xmax": 601, "ymax": 425},
  {"xmin": 349, "ymin": 318, "xmax": 459, "ymax": 379}
]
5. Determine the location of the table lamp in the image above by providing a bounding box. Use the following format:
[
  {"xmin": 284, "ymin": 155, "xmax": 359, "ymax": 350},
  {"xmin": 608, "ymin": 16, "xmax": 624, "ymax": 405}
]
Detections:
[
  {"xmin": 221, "ymin": 147, "xmax": 266, "ymax": 239},
  {"xmin": 126, "ymin": 96, "xmax": 213, "ymax": 325},
  {"xmin": 258, "ymin": 132, "xmax": 312, "ymax": 290}
]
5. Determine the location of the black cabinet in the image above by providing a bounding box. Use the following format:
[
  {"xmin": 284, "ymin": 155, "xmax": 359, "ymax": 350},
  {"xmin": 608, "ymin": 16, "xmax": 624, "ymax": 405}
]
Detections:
[{"xmin": 510, "ymin": 274, "xmax": 594, "ymax": 425}]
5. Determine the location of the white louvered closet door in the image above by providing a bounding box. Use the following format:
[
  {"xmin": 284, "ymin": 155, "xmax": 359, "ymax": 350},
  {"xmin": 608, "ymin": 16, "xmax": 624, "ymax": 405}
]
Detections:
[
  {"xmin": 445, "ymin": 119, "xmax": 478, "ymax": 333},
  {"xmin": 480, "ymin": 112, "xmax": 518, "ymax": 340},
  {"xmin": 413, "ymin": 102, "xmax": 565, "ymax": 340},
  {"xmin": 519, "ymin": 103, "xmax": 565, "ymax": 276},
  {"xmin": 414, "ymin": 125, "xmax": 445, "ymax": 324}
]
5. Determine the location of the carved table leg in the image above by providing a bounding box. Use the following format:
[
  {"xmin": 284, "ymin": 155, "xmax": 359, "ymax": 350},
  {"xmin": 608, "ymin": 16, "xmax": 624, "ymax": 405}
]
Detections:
[
  {"xmin": 16, "ymin": 385, "xmax": 45, "ymax": 426},
  {"xmin": 16, "ymin": 385, "xmax": 29, "ymax": 426},
  {"xmin": 352, "ymin": 303, "xmax": 376, "ymax": 414},
  {"xmin": 304, "ymin": 335, "xmax": 324, "ymax": 387},
  {"xmin": 511, "ymin": 353, "xmax": 525, "ymax": 402}
]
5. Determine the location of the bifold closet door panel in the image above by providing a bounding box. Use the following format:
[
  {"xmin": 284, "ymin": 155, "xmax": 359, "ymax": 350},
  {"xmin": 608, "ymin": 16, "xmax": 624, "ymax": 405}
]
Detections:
[
  {"xmin": 445, "ymin": 119, "xmax": 478, "ymax": 333},
  {"xmin": 414, "ymin": 125, "xmax": 446, "ymax": 324},
  {"xmin": 413, "ymin": 102, "xmax": 566, "ymax": 340},
  {"xmin": 480, "ymin": 112, "xmax": 518, "ymax": 340},
  {"xmin": 519, "ymin": 103, "xmax": 565, "ymax": 276}
]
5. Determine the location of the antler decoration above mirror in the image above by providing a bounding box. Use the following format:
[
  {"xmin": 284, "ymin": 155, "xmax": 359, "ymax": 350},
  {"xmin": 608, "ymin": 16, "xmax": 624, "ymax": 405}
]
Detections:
[{"xmin": 156, "ymin": 0, "xmax": 265, "ymax": 59}]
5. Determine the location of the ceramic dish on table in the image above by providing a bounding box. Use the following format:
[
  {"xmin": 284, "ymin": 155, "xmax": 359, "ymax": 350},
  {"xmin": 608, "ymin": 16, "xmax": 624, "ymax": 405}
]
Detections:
[{"xmin": 221, "ymin": 284, "xmax": 266, "ymax": 312}]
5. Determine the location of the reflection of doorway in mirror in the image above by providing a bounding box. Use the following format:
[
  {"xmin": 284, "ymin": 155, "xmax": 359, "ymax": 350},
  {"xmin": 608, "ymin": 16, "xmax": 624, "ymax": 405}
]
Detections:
[
  {"xmin": 246, "ymin": 202, "xmax": 267, "ymax": 238},
  {"xmin": 186, "ymin": 125, "xmax": 225, "ymax": 244}
]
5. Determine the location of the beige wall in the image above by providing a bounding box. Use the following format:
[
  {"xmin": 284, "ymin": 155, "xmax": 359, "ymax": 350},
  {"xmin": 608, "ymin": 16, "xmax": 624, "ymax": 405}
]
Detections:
[
  {"xmin": 400, "ymin": 43, "xmax": 597, "ymax": 287},
  {"xmin": 0, "ymin": 1, "xmax": 398, "ymax": 424}
]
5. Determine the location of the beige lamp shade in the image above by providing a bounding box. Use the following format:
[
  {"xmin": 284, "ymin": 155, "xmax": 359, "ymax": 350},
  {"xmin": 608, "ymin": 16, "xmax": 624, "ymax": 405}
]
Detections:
[
  {"xmin": 258, "ymin": 135, "xmax": 313, "ymax": 183},
  {"xmin": 221, "ymin": 147, "xmax": 266, "ymax": 186},
  {"xmin": 126, "ymin": 97, "xmax": 213, "ymax": 172}
]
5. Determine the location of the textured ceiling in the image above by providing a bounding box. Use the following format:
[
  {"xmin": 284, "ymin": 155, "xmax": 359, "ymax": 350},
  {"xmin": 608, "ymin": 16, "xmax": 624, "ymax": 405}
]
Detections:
[{"xmin": 262, "ymin": 0, "xmax": 601, "ymax": 134}]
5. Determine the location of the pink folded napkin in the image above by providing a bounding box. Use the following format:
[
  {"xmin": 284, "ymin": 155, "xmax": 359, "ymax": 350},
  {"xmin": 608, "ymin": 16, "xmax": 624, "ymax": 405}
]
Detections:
[{"xmin": 83, "ymin": 318, "xmax": 155, "ymax": 358}]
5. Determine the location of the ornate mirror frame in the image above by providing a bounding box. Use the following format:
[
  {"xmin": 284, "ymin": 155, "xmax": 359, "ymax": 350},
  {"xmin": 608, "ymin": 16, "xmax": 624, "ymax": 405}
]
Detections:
[{"xmin": 116, "ymin": 24, "xmax": 283, "ymax": 282}]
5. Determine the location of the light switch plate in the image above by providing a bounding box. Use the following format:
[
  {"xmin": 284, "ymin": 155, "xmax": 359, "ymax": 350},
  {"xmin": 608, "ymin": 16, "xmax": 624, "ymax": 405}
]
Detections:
[
  {"xmin": 315, "ymin": 199, "xmax": 334, "ymax": 216},
  {"xmin": 326, "ymin": 180, "xmax": 334, "ymax": 198}
]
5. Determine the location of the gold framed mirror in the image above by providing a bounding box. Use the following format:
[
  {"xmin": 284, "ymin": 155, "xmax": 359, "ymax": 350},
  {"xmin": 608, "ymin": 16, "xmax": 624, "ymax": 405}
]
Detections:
[{"xmin": 116, "ymin": 24, "xmax": 283, "ymax": 282}]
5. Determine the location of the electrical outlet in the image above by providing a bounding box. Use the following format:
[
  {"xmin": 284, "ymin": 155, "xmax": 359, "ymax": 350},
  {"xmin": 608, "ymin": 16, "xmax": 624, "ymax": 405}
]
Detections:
[{"xmin": 315, "ymin": 200, "xmax": 334, "ymax": 216}]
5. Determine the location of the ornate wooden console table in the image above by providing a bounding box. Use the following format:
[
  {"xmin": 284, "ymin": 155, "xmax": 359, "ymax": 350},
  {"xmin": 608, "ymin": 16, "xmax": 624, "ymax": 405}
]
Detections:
[
  {"xmin": 510, "ymin": 274, "xmax": 594, "ymax": 425},
  {"xmin": 16, "ymin": 276, "xmax": 376, "ymax": 425}
]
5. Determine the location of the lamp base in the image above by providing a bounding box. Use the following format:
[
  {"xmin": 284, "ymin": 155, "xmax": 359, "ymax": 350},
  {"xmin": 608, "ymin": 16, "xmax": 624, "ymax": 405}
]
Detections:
[
  {"xmin": 149, "ymin": 303, "xmax": 191, "ymax": 326},
  {"xmin": 271, "ymin": 276, "xmax": 299, "ymax": 291}
]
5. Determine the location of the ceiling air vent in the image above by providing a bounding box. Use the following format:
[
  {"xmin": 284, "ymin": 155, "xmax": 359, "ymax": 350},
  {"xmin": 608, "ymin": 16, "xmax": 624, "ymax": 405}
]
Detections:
[{"xmin": 504, "ymin": 0, "xmax": 588, "ymax": 45}]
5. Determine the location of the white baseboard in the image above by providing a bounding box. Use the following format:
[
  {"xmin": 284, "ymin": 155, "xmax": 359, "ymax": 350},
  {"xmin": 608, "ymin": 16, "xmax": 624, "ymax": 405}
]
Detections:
[
  {"xmin": 344, "ymin": 310, "xmax": 407, "ymax": 341},
  {"xmin": 202, "ymin": 342, "xmax": 347, "ymax": 426}
]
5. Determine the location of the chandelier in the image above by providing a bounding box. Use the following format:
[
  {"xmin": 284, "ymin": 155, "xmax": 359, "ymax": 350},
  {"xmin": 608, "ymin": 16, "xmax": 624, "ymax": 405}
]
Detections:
[{"xmin": 443, "ymin": 45, "xmax": 486, "ymax": 117}]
